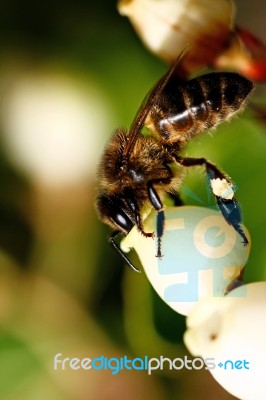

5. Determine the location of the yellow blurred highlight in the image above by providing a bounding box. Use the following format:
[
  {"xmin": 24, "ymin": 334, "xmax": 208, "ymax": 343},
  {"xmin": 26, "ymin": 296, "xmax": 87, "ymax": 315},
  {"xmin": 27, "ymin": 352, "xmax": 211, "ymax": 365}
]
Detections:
[{"xmin": 0, "ymin": 65, "xmax": 111, "ymax": 187}]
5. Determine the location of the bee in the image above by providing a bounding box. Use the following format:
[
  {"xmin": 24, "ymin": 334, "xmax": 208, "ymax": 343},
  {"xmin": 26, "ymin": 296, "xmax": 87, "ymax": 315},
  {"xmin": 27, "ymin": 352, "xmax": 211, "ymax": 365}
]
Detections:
[{"xmin": 96, "ymin": 55, "xmax": 254, "ymax": 272}]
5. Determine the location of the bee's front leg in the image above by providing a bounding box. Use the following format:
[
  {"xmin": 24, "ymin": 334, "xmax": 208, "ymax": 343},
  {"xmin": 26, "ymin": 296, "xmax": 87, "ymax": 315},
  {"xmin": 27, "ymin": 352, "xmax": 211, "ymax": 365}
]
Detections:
[
  {"xmin": 124, "ymin": 188, "xmax": 154, "ymax": 238},
  {"xmin": 147, "ymin": 182, "xmax": 166, "ymax": 258}
]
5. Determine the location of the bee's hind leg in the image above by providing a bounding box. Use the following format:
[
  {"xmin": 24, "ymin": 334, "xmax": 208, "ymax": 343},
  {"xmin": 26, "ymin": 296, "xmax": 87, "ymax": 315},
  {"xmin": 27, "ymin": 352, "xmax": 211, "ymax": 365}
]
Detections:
[{"xmin": 175, "ymin": 156, "xmax": 248, "ymax": 246}]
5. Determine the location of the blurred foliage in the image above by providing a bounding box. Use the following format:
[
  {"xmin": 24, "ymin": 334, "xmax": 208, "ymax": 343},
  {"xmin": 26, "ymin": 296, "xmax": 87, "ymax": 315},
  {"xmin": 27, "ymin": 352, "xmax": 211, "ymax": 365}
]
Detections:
[{"xmin": 0, "ymin": 0, "xmax": 264, "ymax": 399}]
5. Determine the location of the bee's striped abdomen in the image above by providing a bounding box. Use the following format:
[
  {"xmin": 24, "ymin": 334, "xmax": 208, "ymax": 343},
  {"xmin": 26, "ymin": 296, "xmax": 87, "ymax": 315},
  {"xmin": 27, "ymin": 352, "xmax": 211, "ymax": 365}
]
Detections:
[{"xmin": 145, "ymin": 72, "xmax": 254, "ymax": 145}]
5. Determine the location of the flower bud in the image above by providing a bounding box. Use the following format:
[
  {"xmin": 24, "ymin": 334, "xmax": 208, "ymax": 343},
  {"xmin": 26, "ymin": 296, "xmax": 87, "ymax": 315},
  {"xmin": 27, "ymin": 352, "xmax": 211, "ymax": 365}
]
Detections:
[
  {"xmin": 118, "ymin": 0, "xmax": 234, "ymax": 73},
  {"xmin": 121, "ymin": 206, "xmax": 250, "ymax": 316},
  {"xmin": 214, "ymin": 28, "xmax": 266, "ymax": 82},
  {"xmin": 184, "ymin": 282, "xmax": 266, "ymax": 400},
  {"xmin": 118, "ymin": 0, "xmax": 266, "ymax": 81}
]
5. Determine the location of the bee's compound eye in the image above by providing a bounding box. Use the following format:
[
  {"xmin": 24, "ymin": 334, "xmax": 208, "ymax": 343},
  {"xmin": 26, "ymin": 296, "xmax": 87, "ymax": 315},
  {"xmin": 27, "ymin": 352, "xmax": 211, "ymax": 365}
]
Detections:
[
  {"xmin": 111, "ymin": 209, "xmax": 134, "ymax": 232},
  {"xmin": 96, "ymin": 195, "xmax": 133, "ymax": 233}
]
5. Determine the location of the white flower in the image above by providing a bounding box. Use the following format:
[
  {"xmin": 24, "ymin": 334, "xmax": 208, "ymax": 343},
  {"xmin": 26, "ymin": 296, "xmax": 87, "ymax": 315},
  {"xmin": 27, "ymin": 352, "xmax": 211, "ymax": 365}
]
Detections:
[
  {"xmin": 184, "ymin": 282, "xmax": 266, "ymax": 400},
  {"xmin": 121, "ymin": 206, "xmax": 250, "ymax": 316}
]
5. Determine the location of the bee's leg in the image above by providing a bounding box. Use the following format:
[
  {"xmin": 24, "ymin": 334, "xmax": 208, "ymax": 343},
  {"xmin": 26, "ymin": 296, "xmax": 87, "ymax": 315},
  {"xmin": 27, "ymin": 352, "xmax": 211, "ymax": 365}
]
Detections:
[
  {"xmin": 163, "ymin": 163, "xmax": 183, "ymax": 206},
  {"xmin": 147, "ymin": 182, "xmax": 165, "ymax": 258},
  {"xmin": 109, "ymin": 230, "xmax": 141, "ymax": 273},
  {"xmin": 166, "ymin": 191, "xmax": 183, "ymax": 206},
  {"xmin": 124, "ymin": 189, "xmax": 154, "ymax": 238},
  {"xmin": 175, "ymin": 156, "xmax": 248, "ymax": 245}
]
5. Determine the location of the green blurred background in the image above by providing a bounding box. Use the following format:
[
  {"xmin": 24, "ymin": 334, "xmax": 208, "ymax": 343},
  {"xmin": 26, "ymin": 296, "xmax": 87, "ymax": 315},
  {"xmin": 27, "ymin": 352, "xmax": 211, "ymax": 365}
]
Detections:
[{"xmin": 0, "ymin": 0, "xmax": 265, "ymax": 399}]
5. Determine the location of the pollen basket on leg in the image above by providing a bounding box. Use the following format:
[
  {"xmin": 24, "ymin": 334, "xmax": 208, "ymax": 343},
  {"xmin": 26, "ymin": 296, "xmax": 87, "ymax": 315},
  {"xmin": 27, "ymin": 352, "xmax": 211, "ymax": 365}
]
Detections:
[{"xmin": 210, "ymin": 177, "xmax": 235, "ymax": 200}]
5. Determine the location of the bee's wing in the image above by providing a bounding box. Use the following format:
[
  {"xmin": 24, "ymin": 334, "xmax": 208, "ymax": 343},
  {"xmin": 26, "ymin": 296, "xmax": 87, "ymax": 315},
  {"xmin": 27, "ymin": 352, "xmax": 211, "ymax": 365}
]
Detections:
[{"xmin": 122, "ymin": 51, "xmax": 186, "ymax": 158}]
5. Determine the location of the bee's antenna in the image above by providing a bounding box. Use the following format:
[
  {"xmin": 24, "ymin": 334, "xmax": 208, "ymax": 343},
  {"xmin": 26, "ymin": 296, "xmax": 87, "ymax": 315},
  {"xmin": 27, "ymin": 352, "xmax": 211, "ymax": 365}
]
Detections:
[{"xmin": 109, "ymin": 231, "xmax": 141, "ymax": 273}]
